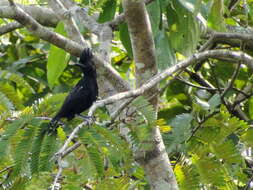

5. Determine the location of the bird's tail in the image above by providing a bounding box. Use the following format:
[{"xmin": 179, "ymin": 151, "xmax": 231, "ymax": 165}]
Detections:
[{"xmin": 80, "ymin": 48, "xmax": 93, "ymax": 64}]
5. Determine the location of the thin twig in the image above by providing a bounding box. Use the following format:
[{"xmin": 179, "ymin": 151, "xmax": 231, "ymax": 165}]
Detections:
[
  {"xmin": 88, "ymin": 50, "xmax": 253, "ymax": 116},
  {"xmin": 244, "ymin": 173, "xmax": 253, "ymax": 190},
  {"xmin": 187, "ymin": 111, "xmax": 219, "ymax": 142},
  {"xmin": 0, "ymin": 165, "xmax": 14, "ymax": 174},
  {"xmin": 52, "ymin": 49, "xmax": 253, "ymax": 189},
  {"xmin": 176, "ymin": 76, "xmax": 218, "ymax": 91},
  {"xmin": 0, "ymin": 22, "xmax": 22, "ymax": 36},
  {"xmin": 221, "ymin": 62, "xmax": 241, "ymax": 98},
  {"xmin": 199, "ymin": 34, "xmax": 215, "ymax": 52},
  {"xmin": 110, "ymin": 98, "xmax": 135, "ymax": 121},
  {"xmin": 233, "ymin": 91, "xmax": 253, "ymax": 107},
  {"xmin": 62, "ymin": 142, "xmax": 81, "ymax": 158},
  {"xmin": 108, "ymin": 0, "xmax": 154, "ymax": 28},
  {"xmin": 51, "ymin": 161, "xmax": 62, "ymax": 190}
]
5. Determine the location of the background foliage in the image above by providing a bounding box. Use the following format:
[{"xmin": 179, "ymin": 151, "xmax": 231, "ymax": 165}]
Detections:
[{"xmin": 1, "ymin": 0, "xmax": 253, "ymax": 189}]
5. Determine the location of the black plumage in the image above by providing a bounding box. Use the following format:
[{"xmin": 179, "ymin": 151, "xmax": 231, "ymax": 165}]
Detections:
[{"xmin": 49, "ymin": 48, "xmax": 98, "ymax": 128}]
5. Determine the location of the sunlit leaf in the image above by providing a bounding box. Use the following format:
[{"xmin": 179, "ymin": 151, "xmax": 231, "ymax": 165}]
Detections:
[{"xmin": 47, "ymin": 22, "xmax": 70, "ymax": 89}]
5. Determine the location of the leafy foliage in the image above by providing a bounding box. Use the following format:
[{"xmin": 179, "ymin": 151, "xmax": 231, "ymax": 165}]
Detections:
[
  {"xmin": 12, "ymin": 125, "xmax": 36, "ymax": 178},
  {"xmin": 125, "ymin": 96, "xmax": 156, "ymax": 150},
  {"xmin": 0, "ymin": 115, "xmax": 33, "ymax": 162},
  {"xmin": 1, "ymin": 0, "xmax": 253, "ymax": 189},
  {"xmin": 47, "ymin": 22, "xmax": 69, "ymax": 89},
  {"xmin": 30, "ymin": 124, "xmax": 46, "ymax": 174},
  {"xmin": 39, "ymin": 133, "xmax": 57, "ymax": 171}
]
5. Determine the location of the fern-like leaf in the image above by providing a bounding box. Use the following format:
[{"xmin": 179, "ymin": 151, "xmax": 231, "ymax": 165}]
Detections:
[
  {"xmin": 86, "ymin": 146, "xmax": 104, "ymax": 177},
  {"xmin": 175, "ymin": 164, "xmax": 200, "ymax": 190},
  {"xmin": 211, "ymin": 140, "xmax": 242, "ymax": 164},
  {"xmin": 131, "ymin": 96, "xmax": 156, "ymax": 126},
  {"xmin": 0, "ymin": 91, "xmax": 14, "ymax": 111},
  {"xmin": 0, "ymin": 82, "xmax": 23, "ymax": 109},
  {"xmin": 39, "ymin": 133, "xmax": 57, "ymax": 171},
  {"xmin": 12, "ymin": 125, "xmax": 36, "ymax": 177},
  {"xmin": 0, "ymin": 70, "xmax": 35, "ymax": 94},
  {"xmin": 0, "ymin": 115, "xmax": 33, "ymax": 161},
  {"xmin": 192, "ymin": 154, "xmax": 225, "ymax": 187},
  {"xmin": 30, "ymin": 124, "xmax": 46, "ymax": 174},
  {"xmin": 124, "ymin": 96, "xmax": 156, "ymax": 148},
  {"xmin": 93, "ymin": 125, "xmax": 123, "ymax": 148},
  {"xmin": 79, "ymin": 128, "xmax": 104, "ymax": 177}
]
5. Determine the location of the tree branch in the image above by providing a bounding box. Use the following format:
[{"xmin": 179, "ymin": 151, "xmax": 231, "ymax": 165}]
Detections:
[
  {"xmin": 89, "ymin": 50, "xmax": 253, "ymax": 116},
  {"xmin": 0, "ymin": 22, "xmax": 22, "ymax": 35},
  {"xmin": 48, "ymin": 0, "xmax": 86, "ymax": 45},
  {"xmin": 6, "ymin": 1, "xmax": 130, "ymax": 93},
  {"xmin": 51, "ymin": 49, "xmax": 253, "ymax": 190},
  {"xmin": 0, "ymin": 4, "xmax": 58, "ymax": 27}
]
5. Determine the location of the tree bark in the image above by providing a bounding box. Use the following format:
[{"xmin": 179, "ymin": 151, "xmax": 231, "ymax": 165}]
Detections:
[{"xmin": 122, "ymin": 0, "xmax": 179, "ymax": 189}]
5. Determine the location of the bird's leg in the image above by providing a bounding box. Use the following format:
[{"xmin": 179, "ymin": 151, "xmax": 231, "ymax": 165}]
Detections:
[
  {"xmin": 48, "ymin": 121, "xmax": 58, "ymax": 134},
  {"xmin": 77, "ymin": 114, "xmax": 95, "ymax": 125}
]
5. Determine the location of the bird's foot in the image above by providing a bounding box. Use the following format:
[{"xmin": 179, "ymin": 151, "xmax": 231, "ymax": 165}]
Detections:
[
  {"xmin": 47, "ymin": 120, "xmax": 60, "ymax": 135},
  {"xmin": 77, "ymin": 115, "xmax": 95, "ymax": 125}
]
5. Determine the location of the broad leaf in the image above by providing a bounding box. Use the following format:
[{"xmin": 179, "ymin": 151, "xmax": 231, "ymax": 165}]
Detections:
[
  {"xmin": 207, "ymin": 0, "xmax": 226, "ymax": 31},
  {"xmin": 155, "ymin": 30, "xmax": 176, "ymax": 70},
  {"xmin": 98, "ymin": 0, "xmax": 117, "ymax": 23},
  {"xmin": 167, "ymin": 0, "xmax": 201, "ymax": 56},
  {"xmin": 47, "ymin": 22, "xmax": 70, "ymax": 89},
  {"xmin": 147, "ymin": 0, "xmax": 161, "ymax": 37}
]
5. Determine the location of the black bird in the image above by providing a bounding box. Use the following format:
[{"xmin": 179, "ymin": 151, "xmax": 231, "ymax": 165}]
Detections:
[{"xmin": 49, "ymin": 48, "xmax": 98, "ymax": 129}]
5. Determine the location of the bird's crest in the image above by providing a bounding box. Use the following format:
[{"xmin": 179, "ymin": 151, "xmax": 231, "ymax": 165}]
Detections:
[{"xmin": 80, "ymin": 48, "xmax": 93, "ymax": 64}]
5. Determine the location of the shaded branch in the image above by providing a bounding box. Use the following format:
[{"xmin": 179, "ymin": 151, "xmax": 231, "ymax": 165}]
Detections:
[
  {"xmin": 6, "ymin": 1, "xmax": 130, "ymax": 93},
  {"xmin": 0, "ymin": 22, "xmax": 22, "ymax": 35},
  {"xmin": 0, "ymin": 4, "xmax": 58, "ymax": 27},
  {"xmin": 48, "ymin": 0, "xmax": 86, "ymax": 45},
  {"xmin": 201, "ymin": 31, "xmax": 253, "ymax": 51},
  {"xmin": 52, "ymin": 49, "xmax": 253, "ymax": 190},
  {"xmin": 108, "ymin": 0, "xmax": 154, "ymax": 29},
  {"xmin": 88, "ymin": 50, "xmax": 253, "ymax": 116}
]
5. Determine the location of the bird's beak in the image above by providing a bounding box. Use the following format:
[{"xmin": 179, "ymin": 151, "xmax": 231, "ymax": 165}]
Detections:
[
  {"xmin": 73, "ymin": 63, "xmax": 83, "ymax": 67},
  {"xmin": 70, "ymin": 63, "xmax": 85, "ymax": 68}
]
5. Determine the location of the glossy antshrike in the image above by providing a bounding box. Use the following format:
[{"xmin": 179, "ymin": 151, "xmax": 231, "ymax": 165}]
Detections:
[{"xmin": 49, "ymin": 48, "xmax": 98, "ymax": 130}]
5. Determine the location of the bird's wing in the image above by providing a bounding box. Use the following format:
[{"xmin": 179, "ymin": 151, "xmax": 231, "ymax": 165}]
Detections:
[
  {"xmin": 55, "ymin": 81, "xmax": 90, "ymax": 118},
  {"xmin": 62, "ymin": 83, "xmax": 89, "ymax": 107}
]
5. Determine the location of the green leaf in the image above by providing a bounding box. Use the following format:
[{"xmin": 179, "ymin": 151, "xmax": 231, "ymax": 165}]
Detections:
[
  {"xmin": 47, "ymin": 22, "xmax": 70, "ymax": 89},
  {"xmin": 249, "ymin": 97, "xmax": 253, "ymax": 119},
  {"xmin": 211, "ymin": 140, "xmax": 242, "ymax": 164},
  {"xmin": 193, "ymin": 155, "xmax": 226, "ymax": 187},
  {"xmin": 241, "ymin": 129, "xmax": 253, "ymax": 147},
  {"xmin": 98, "ymin": 0, "xmax": 117, "ymax": 23},
  {"xmin": 155, "ymin": 30, "xmax": 176, "ymax": 70},
  {"xmin": 167, "ymin": 0, "xmax": 201, "ymax": 56},
  {"xmin": 12, "ymin": 125, "xmax": 36, "ymax": 177},
  {"xmin": 86, "ymin": 146, "xmax": 104, "ymax": 178},
  {"xmin": 208, "ymin": 94, "xmax": 221, "ymax": 112},
  {"xmin": 165, "ymin": 113, "xmax": 193, "ymax": 153},
  {"xmin": 0, "ymin": 70, "xmax": 35, "ymax": 94},
  {"xmin": 207, "ymin": 0, "xmax": 226, "ymax": 31},
  {"xmin": 119, "ymin": 23, "xmax": 133, "ymax": 58},
  {"xmin": 0, "ymin": 115, "xmax": 33, "ymax": 161},
  {"xmin": 30, "ymin": 124, "xmax": 46, "ymax": 174},
  {"xmin": 119, "ymin": 3, "xmax": 133, "ymax": 58},
  {"xmin": 0, "ymin": 91, "xmax": 14, "ymax": 111},
  {"xmin": 175, "ymin": 164, "xmax": 200, "ymax": 190},
  {"xmin": 39, "ymin": 133, "xmax": 57, "ymax": 171},
  {"xmin": 0, "ymin": 82, "xmax": 23, "ymax": 109},
  {"xmin": 147, "ymin": 0, "xmax": 161, "ymax": 37}
]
